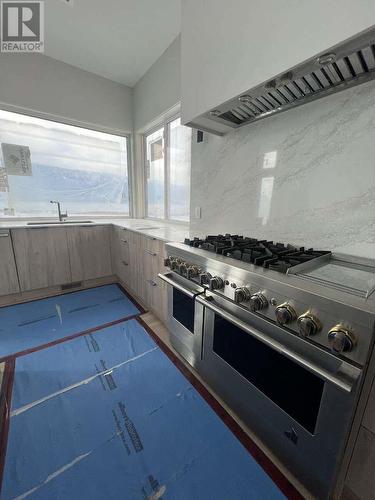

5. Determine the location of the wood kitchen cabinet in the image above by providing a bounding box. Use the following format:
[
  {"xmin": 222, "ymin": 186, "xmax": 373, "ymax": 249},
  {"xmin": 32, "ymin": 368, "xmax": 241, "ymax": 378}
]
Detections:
[
  {"xmin": 139, "ymin": 235, "xmax": 168, "ymax": 321},
  {"xmin": 181, "ymin": 0, "xmax": 375, "ymax": 130},
  {"xmin": 0, "ymin": 230, "xmax": 20, "ymax": 296},
  {"xmin": 137, "ymin": 236, "xmax": 155, "ymax": 304},
  {"xmin": 111, "ymin": 228, "xmax": 168, "ymax": 321},
  {"xmin": 67, "ymin": 225, "xmax": 112, "ymax": 282},
  {"xmin": 12, "ymin": 227, "xmax": 71, "ymax": 291},
  {"xmin": 111, "ymin": 227, "xmax": 131, "ymax": 287}
]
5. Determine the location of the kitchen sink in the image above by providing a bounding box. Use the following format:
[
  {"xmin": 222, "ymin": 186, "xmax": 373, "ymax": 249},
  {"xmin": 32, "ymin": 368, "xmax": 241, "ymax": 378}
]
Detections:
[{"xmin": 27, "ymin": 220, "xmax": 94, "ymax": 225}]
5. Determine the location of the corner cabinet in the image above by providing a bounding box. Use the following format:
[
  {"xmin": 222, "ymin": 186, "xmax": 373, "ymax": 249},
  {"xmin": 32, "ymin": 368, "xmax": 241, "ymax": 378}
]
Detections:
[
  {"xmin": 181, "ymin": 0, "xmax": 375, "ymax": 131},
  {"xmin": 12, "ymin": 227, "xmax": 71, "ymax": 291},
  {"xmin": 0, "ymin": 230, "xmax": 19, "ymax": 295},
  {"xmin": 7, "ymin": 224, "xmax": 168, "ymax": 325}
]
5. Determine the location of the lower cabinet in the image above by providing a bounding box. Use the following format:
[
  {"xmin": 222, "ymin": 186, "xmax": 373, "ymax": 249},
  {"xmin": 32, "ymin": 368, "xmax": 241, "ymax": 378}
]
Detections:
[
  {"xmin": 0, "ymin": 230, "xmax": 20, "ymax": 295},
  {"xmin": 11, "ymin": 225, "xmax": 113, "ymax": 293},
  {"xmin": 67, "ymin": 226, "xmax": 112, "ymax": 281},
  {"xmin": 8, "ymin": 224, "xmax": 168, "ymax": 324},
  {"xmin": 12, "ymin": 227, "xmax": 71, "ymax": 291},
  {"xmin": 111, "ymin": 227, "xmax": 131, "ymax": 286},
  {"xmin": 138, "ymin": 235, "xmax": 168, "ymax": 321},
  {"xmin": 147, "ymin": 257, "xmax": 168, "ymax": 323},
  {"xmin": 111, "ymin": 227, "xmax": 168, "ymax": 322}
]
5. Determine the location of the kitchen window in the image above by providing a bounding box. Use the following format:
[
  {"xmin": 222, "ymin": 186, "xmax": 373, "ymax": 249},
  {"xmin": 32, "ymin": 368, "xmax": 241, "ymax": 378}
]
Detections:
[
  {"xmin": 0, "ymin": 110, "xmax": 130, "ymax": 218},
  {"xmin": 144, "ymin": 117, "xmax": 191, "ymax": 221}
]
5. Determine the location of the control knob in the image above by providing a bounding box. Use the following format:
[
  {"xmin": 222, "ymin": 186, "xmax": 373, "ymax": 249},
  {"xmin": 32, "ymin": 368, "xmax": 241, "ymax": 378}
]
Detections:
[
  {"xmin": 164, "ymin": 256, "xmax": 171, "ymax": 267},
  {"xmin": 187, "ymin": 266, "xmax": 199, "ymax": 279},
  {"xmin": 297, "ymin": 312, "xmax": 321, "ymax": 337},
  {"xmin": 209, "ymin": 276, "xmax": 225, "ymax": 291},
  {"xmin": 170, "ymin": 258, "xmax": 181, "ymax": 271},
  {"xmin": 275, "ymin": 303, "xmax": 297, "ymax": 325},
  {"xmin": 234, "ymin": 287, "xmax": 251, "ymax": 303},
  {"xmin": 249, "ymin": 292, "xmax": 268, "ymax": 312},
  {"xmin": 178, "ymin": 262, "xmax": 188, "ymax": 276},
  {"xmin": 199, "ymin": 272, "xmax": 212, "ymax": 286},
  {"xmin": 328, "ymin": 325, "xmax": 356, "ymax": 353}
]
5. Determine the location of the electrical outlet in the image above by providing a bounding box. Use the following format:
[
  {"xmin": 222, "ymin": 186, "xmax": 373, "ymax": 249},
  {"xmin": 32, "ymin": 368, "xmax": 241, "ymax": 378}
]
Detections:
[{"xmin": 194, "ymin": 206, "xmax": 201, "ymax": 219}]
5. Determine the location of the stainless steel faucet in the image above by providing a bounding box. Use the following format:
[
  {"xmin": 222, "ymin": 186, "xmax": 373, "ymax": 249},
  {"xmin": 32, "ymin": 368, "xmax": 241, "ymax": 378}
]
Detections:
[{"xmin": 50, "ymin": 201, "xmax": 68, "ymax": 221}]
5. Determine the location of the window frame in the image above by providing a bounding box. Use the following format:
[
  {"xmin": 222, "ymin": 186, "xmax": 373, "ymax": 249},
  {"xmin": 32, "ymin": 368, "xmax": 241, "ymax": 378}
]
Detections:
[
  {"xmin": 0, "ymin": 106, "xmax": 134, "ymax": 221},
  {"xmin": 143, "ymin": 113, "xmax": 191, "ymax": 223}
]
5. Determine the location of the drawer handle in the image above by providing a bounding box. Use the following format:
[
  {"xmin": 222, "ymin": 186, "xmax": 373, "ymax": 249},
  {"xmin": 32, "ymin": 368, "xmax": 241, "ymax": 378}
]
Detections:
[
  {"xmin": 0, "ymin": 232, "xmax": 9, "ymax": 237},
  {"xmin": 121, "ymin": 261, "xmax": 129, "ymax": 266},
  {"xmin": 147, "ymin": 280, "xmax": 158, "ymax": 287},
  {"xmin": 145, "ymin": 249, "xmax": 157, "ymax": 256},
  {"xmin": 120, "ymin": 239, "xmax": 128, "ymax": 243}
]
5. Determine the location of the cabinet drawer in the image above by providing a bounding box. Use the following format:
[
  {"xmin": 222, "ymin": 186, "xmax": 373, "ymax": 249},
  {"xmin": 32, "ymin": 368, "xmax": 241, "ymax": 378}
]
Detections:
[
  {"xmin": 144, "ymin": 272, "xmax": 168, "ymax": 322},
  {"xmin": 121, "ymin": 228, "xmax": 140, "ymax": 246},
  {"xmin": 117, "ymin": 229, "xmax": 131, "ymax": 246},
  {"xmin": 117, "ymin": 257, "xmax": 130, "ymax": 284},
  {"xmin": 144, "ymin": 237, "xmax": 165, "ymax": 258}
]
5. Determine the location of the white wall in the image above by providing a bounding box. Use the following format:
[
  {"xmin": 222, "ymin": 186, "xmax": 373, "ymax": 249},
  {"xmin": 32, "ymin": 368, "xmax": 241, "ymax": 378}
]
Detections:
[
  {"xmin": 0, "ymin": 53, "xmax": 133, "ymax": 134},
  {"xmin": 133, "ymin": 36, "xmax": 181, "ymax": 132}
]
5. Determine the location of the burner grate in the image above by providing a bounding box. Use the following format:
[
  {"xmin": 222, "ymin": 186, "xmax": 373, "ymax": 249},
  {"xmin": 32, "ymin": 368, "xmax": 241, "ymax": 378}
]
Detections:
[{"xmin": 184, "ymin": 235, "xmax": 331, "ymax": 274}]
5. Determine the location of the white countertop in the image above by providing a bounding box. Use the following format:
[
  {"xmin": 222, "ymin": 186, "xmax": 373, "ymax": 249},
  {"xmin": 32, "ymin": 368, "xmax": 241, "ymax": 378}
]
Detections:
[{"xmin": 0, "ymin": 218, "xmax": 190, "ymax": 243}]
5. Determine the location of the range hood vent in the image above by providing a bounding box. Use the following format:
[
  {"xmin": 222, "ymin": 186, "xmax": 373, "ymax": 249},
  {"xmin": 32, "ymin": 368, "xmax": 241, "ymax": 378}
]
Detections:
[{"xmin": 192, "ymin": 27, "xmax": 375, "ymax": 134}]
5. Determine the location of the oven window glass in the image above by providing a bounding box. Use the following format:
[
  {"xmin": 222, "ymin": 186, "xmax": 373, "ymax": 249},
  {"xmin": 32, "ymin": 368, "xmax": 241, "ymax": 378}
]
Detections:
[
  {"xmin": 172, "ymin": 288, "xmax": 195, "ymax": 333},
  {"xmin": 212, "ymin": 315, "xmax": 324, "ymax": 433}
]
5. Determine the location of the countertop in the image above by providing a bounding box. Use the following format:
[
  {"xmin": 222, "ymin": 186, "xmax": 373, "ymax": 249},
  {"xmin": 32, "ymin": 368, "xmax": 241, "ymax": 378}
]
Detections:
[{"xmin": 0, "ymin": 218, "xmax": 190, "ymax": 244}]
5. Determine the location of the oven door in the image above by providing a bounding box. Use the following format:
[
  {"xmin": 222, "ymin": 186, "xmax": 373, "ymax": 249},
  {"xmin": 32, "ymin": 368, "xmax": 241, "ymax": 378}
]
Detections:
[
  {"xmin": 158, "ymin": 272, "xmax": 205, "ymax": 368},
  {"xmin": 196, "ymin": 294, "xmax": 362, "ymax": 499}
]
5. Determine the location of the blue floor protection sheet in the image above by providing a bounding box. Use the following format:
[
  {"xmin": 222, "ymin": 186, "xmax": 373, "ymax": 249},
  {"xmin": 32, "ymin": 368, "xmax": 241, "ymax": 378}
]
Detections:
[
  {"xmin": 0, "ymin": 284, "xmax": 140, "ymax": 359},
  {"xmin": 3, "ymin": 319, "xmax": 286, "ymax": 500}
]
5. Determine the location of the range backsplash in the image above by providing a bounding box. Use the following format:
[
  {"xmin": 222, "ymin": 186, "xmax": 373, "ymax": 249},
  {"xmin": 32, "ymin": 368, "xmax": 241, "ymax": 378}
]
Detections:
[{"xmin": 190, "ymin": 80, "xmax": 375, "ymax": 259}]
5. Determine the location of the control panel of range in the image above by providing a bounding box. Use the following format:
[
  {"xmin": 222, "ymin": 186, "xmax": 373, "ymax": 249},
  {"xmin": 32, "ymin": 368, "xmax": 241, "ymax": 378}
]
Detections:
[{"xmin": 164, "ymin": 254, "xmax": 358, "ymax": 356}]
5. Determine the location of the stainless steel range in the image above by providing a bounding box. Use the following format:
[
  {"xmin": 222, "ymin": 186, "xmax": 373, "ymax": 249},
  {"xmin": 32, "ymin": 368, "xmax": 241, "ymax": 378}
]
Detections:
[{"xmin": 158, "ymin": 234, "xmax": 375, "ymax": 499}]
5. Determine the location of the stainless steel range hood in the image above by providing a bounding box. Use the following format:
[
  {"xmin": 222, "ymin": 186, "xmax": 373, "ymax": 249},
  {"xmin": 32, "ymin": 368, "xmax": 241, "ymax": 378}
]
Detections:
[{"xmin": 187, "ymin": 26, "xmax": 375, "ymax": 135}]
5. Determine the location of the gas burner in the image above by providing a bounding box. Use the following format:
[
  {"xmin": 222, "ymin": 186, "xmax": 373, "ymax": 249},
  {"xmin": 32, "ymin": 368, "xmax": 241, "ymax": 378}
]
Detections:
[{"xmin": 184, "ymin": 234, "xmax": 330, "ymax": 273}]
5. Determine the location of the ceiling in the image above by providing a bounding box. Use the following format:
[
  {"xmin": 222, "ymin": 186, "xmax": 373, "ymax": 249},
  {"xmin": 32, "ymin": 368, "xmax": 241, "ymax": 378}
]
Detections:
[{"xmin": 44, "ymin": 0, "xmax": 181, "ymax": 87}]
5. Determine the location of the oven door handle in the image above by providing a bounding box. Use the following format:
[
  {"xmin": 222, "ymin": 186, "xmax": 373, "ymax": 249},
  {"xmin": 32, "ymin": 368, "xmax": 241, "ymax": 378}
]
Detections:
[
  {"xmin": 158, "ymin": 272, "xmax": 204, "ymax": 299},
  {"xmin": 196, "ymin": 295, "xmax": 361, "ymax": 394}
]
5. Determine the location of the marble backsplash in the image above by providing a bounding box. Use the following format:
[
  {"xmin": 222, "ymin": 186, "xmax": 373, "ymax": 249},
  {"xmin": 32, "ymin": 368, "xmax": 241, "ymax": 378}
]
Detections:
[{"xmin": 190, "ymin": 80, "xmax": 375, "ymax": 259}]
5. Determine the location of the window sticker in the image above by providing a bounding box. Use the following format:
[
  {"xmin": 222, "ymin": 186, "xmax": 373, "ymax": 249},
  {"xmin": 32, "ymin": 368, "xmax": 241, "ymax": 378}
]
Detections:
[
  {"xmin": 0, "ymin": 167, "xmax": 8, "ymax": 191},
  {"xmin": 1, "ymin": 143, "xmax": 32, "ymax": 176}
]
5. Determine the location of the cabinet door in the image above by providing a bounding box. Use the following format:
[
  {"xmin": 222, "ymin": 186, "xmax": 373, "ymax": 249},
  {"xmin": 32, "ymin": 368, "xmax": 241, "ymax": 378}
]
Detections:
[
  {"xmin": 142, "ymin": 238, "xmax": 168, "ymax": 320},
  {"xmin": 68, "ymin": 226, "xmax": 112, "ymax": 282},
  {"xmin": 0, "ymin": 230, "xmax": 20, "ymax": 295},
  {"xmin": 12, "ymin": 228, "xmax": 71, "ymax": 291},
  {"xmin": 148, "ymin": 255, "xmax": 168, "ymax": 323}
]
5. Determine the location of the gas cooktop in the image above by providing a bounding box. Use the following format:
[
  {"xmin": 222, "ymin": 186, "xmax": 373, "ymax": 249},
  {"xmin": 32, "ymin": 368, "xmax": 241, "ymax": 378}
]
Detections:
[{"xmin": 184, "ymin": 234, "xmax": 331, "ymax": 274}]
